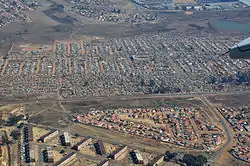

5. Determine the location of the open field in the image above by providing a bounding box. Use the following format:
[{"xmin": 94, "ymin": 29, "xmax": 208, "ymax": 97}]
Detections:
[
  {"xmin": 29, "ymin": 109, "xmax": 72, "ymax": 128},
  {"xmin": 53, "ymin": 150, "xmax": 63, "ymax": 163},
  {"xmin": 62, "ymin": 97, "xmax": 202, "ymax": 115},
  {"xmin": 119, "ymin": 114, "xmax": 156, "ymax": 126},
  {"xmin": 70, "ymin": 157, "xmax": 98, "ymax": 166},
  {"xmin": 32, "ymin": 127, "xmax": 49, "ymax": 142},
  {"xmin": 26, "ymin": 11, "xmax": 59, "ymax": 26},
  {"xmin": 24, "ymin": 102, "xmax": 58, "ymax": 115},
  {"xmin": 79, "ymin": 146, "xmax": 97, "ymax": 157},
  {"xmin": 207, "ymin": 92, "xmax": 250, "ymax": 108}
]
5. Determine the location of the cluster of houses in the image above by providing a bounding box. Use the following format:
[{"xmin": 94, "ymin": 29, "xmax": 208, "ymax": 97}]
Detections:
[
  {"xmin": 217, "ymin": 107, "xmax": 250, "ymax": 132},
  {"xmin": 76, "ymin": 107, "xmax": 224, "ymax": 151},
  {"xmin": 0, "ymin": 0, "xmax": 32, "ymax": 27},
  {"xmin": 230, "ymin": 134, "xmax": 250, "ymax": 163}
]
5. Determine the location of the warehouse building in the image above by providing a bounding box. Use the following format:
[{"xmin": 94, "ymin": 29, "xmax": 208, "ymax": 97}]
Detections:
[
  {"xmin": 95, "ymin": 140, "xmax": 106, "ymax": 155},
  {"xmin": 97, "ymin": 159, "xmax": 109, "ymax": 166},
  {"xmin": 38, "ymin": 130, "xmax": 58, "ymax": 143},
  {"xmin": 60, "ymin": 132, "xmax": 71, "ymax": 146},
  {"xmin": 131, "ymin": 150, "xmax": 144, "ymax": 164},
  {"xmin": 72, "ymin": 138, "xmax": 92, "ymax": 151},
  {"xmin": 109, "ymin": 145, "xmax": 127, "ymax": 160},
  {"xmin": 53, "ymin": 152, "xmax": 76, "ymax": 166}
]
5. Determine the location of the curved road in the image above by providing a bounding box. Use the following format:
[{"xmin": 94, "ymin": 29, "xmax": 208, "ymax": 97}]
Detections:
[{"xmin": 200, "ymin": 95, "xmax": 233, "ymax": 165}]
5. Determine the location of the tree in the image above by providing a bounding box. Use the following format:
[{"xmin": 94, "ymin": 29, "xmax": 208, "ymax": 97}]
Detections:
[
  {"xmin": 181, "ymin": 6, "xmax": 187, "ymax": 11},
  {"xmin": 183, "ymin": 154, "xmax": 196, "ymax": 166},
  {"xmin": 6, "ymin": 115, "xmax": 24, "ymax": 126},
  {"xmin": 183, "ymin": 154, "xmax": 207, "ymax": 166},
  {"xmin": 60, "ymin": 150, "xmax": 65, "ymax": 154},
  {"xmin": 10, "ymin": 130, "xmax": 21, "ymax": 140},
  {"xmin": 196, "ymin": 155, "xmax": 207, "ymax": 165},
  {"xmin": 0, "ymin": 119, "xmax": 5, "ymax": 126},
  {"xmin": 74, "ymin": 133, "xmax": 80, "ymax": 137}
]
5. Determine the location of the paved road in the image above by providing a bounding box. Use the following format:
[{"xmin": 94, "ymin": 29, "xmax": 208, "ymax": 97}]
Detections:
[{"xmin": 200, "ymin": 95, "xmax": 233, "ymax": 165}]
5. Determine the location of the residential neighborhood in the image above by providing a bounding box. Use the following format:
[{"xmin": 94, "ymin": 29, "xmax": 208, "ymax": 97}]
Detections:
[{"xmin": 76, "ymin": 107, "xmax": 225, "ymax": 151}]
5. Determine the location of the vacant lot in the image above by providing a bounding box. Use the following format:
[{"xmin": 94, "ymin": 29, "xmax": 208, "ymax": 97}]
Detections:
[
  {"xmin": 26, "ymin": 11, "xmax": 59, "ymax": 26},
  {"xmin": 71, "ymin": 157, "xmax": 98, "ymax": 166},
  {"xmin": 62, "ymin": 96, "xmax": 202, "ymax": 115},
  {"xmin": 207, "ymin": 92, "xmax": 250, "ymax": 107},
  {"xmin": 29, "ymin": 109, "xmax": 72, "ymax": 128}
]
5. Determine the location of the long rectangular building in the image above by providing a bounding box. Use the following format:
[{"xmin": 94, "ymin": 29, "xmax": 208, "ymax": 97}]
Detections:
[
  {"xmin": 23, "ymin": 125, "xmax": 33, "ymax": 143},
  {"xmin": 131, "ymin": 150, "xmax": 143, "ymax": 164},
  {"xmin": 53, "ymin": 152, "xmax": 76, "ymax": 166},
  {"xmin": 24, "ymin": 143, "xmax": 35, "ymax": 163},
  {"xmin": 109, "ymin": 145, "xmax": 127, "ymax": 160},
  {"xmin": 38, "ymin": 130, "xmax": 58, "ymax": 143},
  {"xmin": 72, "ymin": 138, "xmax": 92, "ymax": 151}
]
